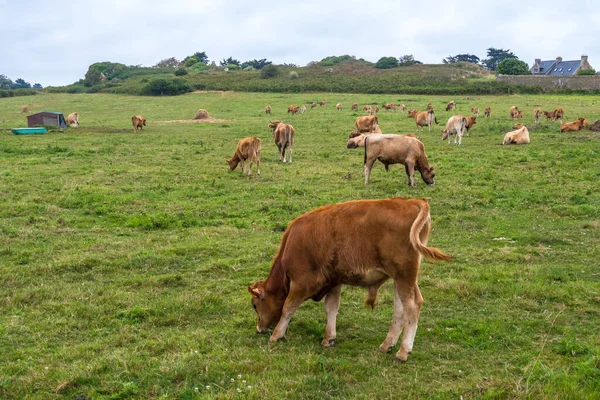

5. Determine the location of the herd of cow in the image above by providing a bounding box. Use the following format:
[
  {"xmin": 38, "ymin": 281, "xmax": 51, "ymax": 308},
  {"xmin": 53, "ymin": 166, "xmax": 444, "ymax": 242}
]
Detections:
[{"xmin": 241, "ymin": 98, "xmax": 596, "ymax": 362}]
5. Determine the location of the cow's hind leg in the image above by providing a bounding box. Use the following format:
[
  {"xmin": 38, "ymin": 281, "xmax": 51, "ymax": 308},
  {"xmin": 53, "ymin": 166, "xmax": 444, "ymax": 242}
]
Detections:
[
  {"xmin": 379, "ymin": 280, "xmax": 405, "ymax": 353},
  {"xmin": 322, "ymin": 285, "xmax": 342, "ymax": 347},
  {"xmin": 393, "ymin": 280, "xmax": 421, "ymax": 362}
]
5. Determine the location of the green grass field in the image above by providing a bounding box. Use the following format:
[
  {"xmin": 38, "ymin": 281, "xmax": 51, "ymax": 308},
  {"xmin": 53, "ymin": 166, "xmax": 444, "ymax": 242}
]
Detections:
[{"xmin": 1, "ymin": 92, "xmax": 599, "ymax": 399}]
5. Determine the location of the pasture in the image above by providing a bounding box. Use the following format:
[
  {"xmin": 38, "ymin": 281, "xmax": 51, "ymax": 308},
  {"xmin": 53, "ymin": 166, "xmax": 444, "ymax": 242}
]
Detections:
[{"xmin": 1, "ymin": 92, "xmax": 599, "ymax": 399}]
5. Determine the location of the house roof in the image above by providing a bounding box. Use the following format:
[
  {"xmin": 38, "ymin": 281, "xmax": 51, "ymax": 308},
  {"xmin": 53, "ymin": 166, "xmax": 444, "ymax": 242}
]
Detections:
[
  {"xmin": 548, "ymin": 60, "xmax": 581, "ymax": 76},
  {"xmin": 532, "ymin": 60, "xmax": 556, "ymax": 74}
]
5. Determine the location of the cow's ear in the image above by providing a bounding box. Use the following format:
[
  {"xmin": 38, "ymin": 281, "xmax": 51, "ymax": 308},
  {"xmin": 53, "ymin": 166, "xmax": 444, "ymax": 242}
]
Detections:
[
  {"xmin": 429, "ymin": 166, "xmax": 435, "ymax": 172},
  {"xmin": 248, "ymin": 286, "xmax": 263, "ymax": 299}
]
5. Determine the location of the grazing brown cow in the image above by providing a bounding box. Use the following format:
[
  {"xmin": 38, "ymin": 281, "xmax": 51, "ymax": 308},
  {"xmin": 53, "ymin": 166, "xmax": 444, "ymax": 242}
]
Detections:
[
  {"xmin": 301, "ymin": 105, "xmax": 307, "ymax": 114},
  {"xmin": 66, "ymin": 112, "xmax": 79, "ymax": 127},
  {"xmin": 268, "ymin": 121, "xmax": 295, "ymax": 163},
  {"xmin": 503, "ymin": 125, "xmax": 530, "ymax": 145},
  {"xmin": 382, "ymin": 103, "xmax": 394, "ymax": 111},
  {"xmin": 514, "ymin": 111, "xmax": 523, "ymax": 118},
  {"xmin": 445, "ymin": 101, "xmax": 456, "ymax": 111},
  {"xmin": 319, "ymin": 99, "xmax": 327, "ymax": 107},
  {"xmin": 552, "ymin": 108, "xmax": 565, "ymax": 123},
  {"xmin": 347, "ymin": 132, "xmax": 419, "ymax": 148},
  {"xmin": 374, "ymin": 105, "xmax": 380, "ymax": 115},
  {"xmin": 265, "ymin": 105, "xmax": 271, "ymax": 115},
  {"xmin": 441, "ymin": 116, "xmax": 467, "ymax": 145},
  {"xmin": 226, "ymin": 137, "xmax": 261, "ymax": 175},
  {"xmin": 427, "ymin": 103, "xmax": 434, "ymax": 111},
  {"xmin": 362, "ymin": 105, "xmax": 372, "ymax": 114},
  {"xmin": 355, "ymin": 115, "xmax": 379, "ymax": 133},
  {"xmin": 471, "ymin": 107, "xmax": 479, "ymax": 117},
  {"xmin": 336, "ymin": 103, "xmax": 342, "ymax": 111},
  {"xmin": 510, "ymin": 106, "xmax": 520, "ymax": 119},
  {"xmin": 287, "ymin": 105, "xmax": 300, "ymax": 115},
  {"xmin": 407, "ymin": 109, "xmax": 438, "ymax": 132},
  {"xmin": 248, "ymin": 196, "xmax": 451, "ymax": 361},
  {"xmin": 484, "ymin": 107, "xmax": 491, "ymax": 118},
  {"xmin": 534, "ymin": 108, "xmax": 541, "ymax": 124},
  {"xmin": 399, "ymin": 104, "xmax": 407, "ymax": 112},
  {"xmin": 364, "ymin": 134, "xmax": 436, "ymax": 187},
  {"xmin": 132, "ymin": 115, "xmax": 146, "ymax": 133},
  {"xmin": 464, "ymin": 116, "xmax": 477, "ymax": 135},
  {"xmin": 543, "ymin": 111, "xmax": 554, "ymax": 121},
  {"xmin": 311, "ymin": 102, "xmax": 318, "ymax": 109},
  {"xmin": 560, "ymin": 117, "xmax": 588, "ymax": 132},
  {"xmin": 351, "ymin": 102, "xmax": 359, "ymax": 111}
]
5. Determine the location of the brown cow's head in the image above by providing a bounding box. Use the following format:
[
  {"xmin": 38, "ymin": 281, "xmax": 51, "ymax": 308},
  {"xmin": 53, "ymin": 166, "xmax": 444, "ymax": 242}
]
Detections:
[
  {"xmin": 268, "ymin": 120, "xmax": 281, "ymax": 131},
  {"xmin": 407, "ymin": 109, "xmax": 416, "ymax": 117},
  {"xmin": 226, "ymin": 157, "xmax": 239, "ymax": 171},
  {"xmin": 441, "ymin": 129, "xmax": 450, "ymax": 140},
  {"xmin": 349, "ymin": 130, "xmax": 361, "ymax": 138},
  {"xmin": 142, "ymin": 118, "xmax": 147, "ymax": 126},
  {"xmin": 248, "ymin": 282, "xmax": 284, "ymax": 333},
  {"xmin": 420, "ymin": 166, "xmax": 435, "ymax": 186},
  {"xmin": 512, "ymin": 123, "xmax": 525, "ymax": 130}
]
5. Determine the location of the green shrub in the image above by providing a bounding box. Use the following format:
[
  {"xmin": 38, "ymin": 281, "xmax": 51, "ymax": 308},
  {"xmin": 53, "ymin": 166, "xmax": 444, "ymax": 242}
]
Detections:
[
  {"xmin": 142, "ymin": 78, "xmax": 193, "ymax": 96},
  {"xmin": 375, "ymin": 57, "xmax": 399, "ymax": 69},
  {"xmin": 174, "ymin": 68, "xmax": 188, "ymax": 76},
  {"xmin": 288, "ymin": 71, "xmax": 299, "ymax": 80},
  {"xmin": 497, "ymin": 59, "xmax": 532, "ymax": 75},
  {"xmin": 190, "ymin": 63, "xmax": 208, "ymax": 72},
  {"xmin": 577, "ymin": 68, "xmax": 596, "ymax": 76},
  {"xmin": 261, "ymin": 64, "xmax": 280, "ymax": 79},
  {"xmin": 226, "ymin": 64, "xmax": 241, "ymax": 71}
]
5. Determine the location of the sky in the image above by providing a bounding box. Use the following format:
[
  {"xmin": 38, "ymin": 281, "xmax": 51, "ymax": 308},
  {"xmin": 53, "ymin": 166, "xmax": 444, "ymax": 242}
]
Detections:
[{"xmin": 1, "ymin": 0, "xmax": 599, "ymax": 87}]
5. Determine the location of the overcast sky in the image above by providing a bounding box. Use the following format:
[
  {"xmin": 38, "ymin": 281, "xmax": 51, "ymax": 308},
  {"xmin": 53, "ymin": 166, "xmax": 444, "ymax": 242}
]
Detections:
[{"xmin": 2, "ymin": 0, "xmax": 599, "ymax": 87}]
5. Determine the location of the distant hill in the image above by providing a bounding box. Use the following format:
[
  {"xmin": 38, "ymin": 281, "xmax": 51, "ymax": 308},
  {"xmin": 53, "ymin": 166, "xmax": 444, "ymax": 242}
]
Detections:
[{"xmin": 45, "ymin": 60, "xmax": 548, "ymax": 96}]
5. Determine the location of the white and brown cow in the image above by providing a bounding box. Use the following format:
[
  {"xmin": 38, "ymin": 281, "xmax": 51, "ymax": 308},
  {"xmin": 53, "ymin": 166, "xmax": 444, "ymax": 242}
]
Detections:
[{"xmin": 268, "ymin": 120, "xmax": 295, "ymax": 163}]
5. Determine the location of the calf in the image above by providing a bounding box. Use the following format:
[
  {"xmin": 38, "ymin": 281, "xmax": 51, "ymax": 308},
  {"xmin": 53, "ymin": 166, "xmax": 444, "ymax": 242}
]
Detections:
[
  {"xmin": 407, "ymin": 109, "xmax": 437, "ymax": 132},
  {"xmin": 227, "ymin": 137, "xmax": 261, "ymax": 175},
  {"xmin": 471, "ymin": 107, "xmax": 479, "ymax": 117},
  {"xmin": 534, "ymin": 108, "xmax": 541, "ymax": 124},
  {"xmin": 484, "ymin": 107, "xmax": 491, "ymax": 118},
  {"xmin": 336, "ymin": 103, "xmax": 342, "ymax": 111},
  {"xmin": 265, "ymin": 105, "xmax": 271, "ymax": 115},
  {"xmin": 441, "ymin": 115, "xmax": 467, "ymax": 145},
  {"xmin": 319, "ymin": 99, "xmax": 327, "ymax": 107},
  {"xmin": 364, "ymin": 134, "xmax": 436, "ymax": 187},
  {"xmin": 248, "ymin": 197, "xmax": 451, "ymax": 362},
  {"xmin": 268, "ymin": 121, "xmax": 295, "ymax": 163},
  {"xmin": 465, "ymin": 116, "xmax": 477, "ymax": 135},
  {"xmin": 560, "ymin": 117, "xmax": 588, "ymax": 132},
  {"xmin": 351, "ymin": 102, "xmax": 359, "ymax": 111},
  {"xmin": 311, "ymin": 102, "xmax": 318, "ymax": 109},
  {"xmin": 552, "ymin": 108, "xmax": 565, "ymax": 123},
  {"xmin": 445, "ymin": 101, "xmax": 456, "ymax": 111},
  {"xmin": 132, "ymin": 115, "xmax": 146, "ymax": 133},
  {"xmin": 503, "ymin": 125, "xmax": 530, "ymax": 145}
]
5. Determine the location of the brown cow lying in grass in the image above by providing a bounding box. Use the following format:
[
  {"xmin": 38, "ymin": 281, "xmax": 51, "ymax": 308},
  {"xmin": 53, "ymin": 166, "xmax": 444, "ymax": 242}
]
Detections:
[
  {"xmin": 227, "ymin": 137, "xmax": 261, "ymax": 175},
  {"xmin": 248, "ymin": 196, "xmax": 451, "ymax": 362},
  {"xmin": 560, "ymin": 117, "xmax": 588, "ymax": 132},
  {"xmin": 363, "ymin": 134, "xmax": 435, "ymax": 187},
  {"xmin": 132, "ymin": 115, "xmax": 146, "ymax": 133},
  {"xmin": 503, "ymin": 124, "xmax": 530, "ymax": 145}
]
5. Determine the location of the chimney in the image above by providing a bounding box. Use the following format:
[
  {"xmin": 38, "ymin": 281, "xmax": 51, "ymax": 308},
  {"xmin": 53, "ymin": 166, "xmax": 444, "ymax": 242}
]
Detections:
[
  {"xmin": 535, "ymin": 58, "xmax": 541, "ymax": 65},
  {"xmin": 581, "ymin": 55, "xmax": 590, "ymax": 68},
  {"xmin": 556, "ymin": 56, "xmax": 563, "ymax": 65}
]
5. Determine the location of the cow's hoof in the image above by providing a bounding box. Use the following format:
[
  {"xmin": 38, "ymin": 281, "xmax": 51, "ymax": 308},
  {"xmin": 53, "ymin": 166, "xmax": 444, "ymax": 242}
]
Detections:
[
  {"xmin": 321, "ymin": 338, "xmax": 336, "ymax": 347},
  {"xmin": 378, "ymin": 345, "xmax": 393, "ymax": 353},
  {"xmin": 269, "ymin": 336, "xmax": 284, "ymax": 343},
  {"xmin": 393, "ymin": 357, "xmax": 408, "ymax": 363}
]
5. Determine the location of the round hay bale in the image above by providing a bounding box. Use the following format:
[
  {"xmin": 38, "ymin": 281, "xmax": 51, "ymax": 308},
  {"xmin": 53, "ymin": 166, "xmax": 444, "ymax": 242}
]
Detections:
[{"xmin": 194, "ymin": 109, "xmax": 210, "ymax": 120}]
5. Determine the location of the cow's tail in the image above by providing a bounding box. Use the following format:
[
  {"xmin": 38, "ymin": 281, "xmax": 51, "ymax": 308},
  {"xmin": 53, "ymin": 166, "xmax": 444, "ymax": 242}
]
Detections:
[
  {"xmin": 363, "ymin": 135, "xmax": 368, "ymax": 165},
  {"xmin": 409, "ymin": 201, "xmax": 453, "ymax": 262},
  {"xmin": 461, "ymin": 117, "xmax": 467, "ymax": 135}
]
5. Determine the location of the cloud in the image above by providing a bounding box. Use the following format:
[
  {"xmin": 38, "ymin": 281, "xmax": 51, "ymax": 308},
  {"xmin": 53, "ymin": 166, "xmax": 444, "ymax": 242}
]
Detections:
[{"xmin": 1, "ymin": 0, "xmax": 598, "ymax": 86}]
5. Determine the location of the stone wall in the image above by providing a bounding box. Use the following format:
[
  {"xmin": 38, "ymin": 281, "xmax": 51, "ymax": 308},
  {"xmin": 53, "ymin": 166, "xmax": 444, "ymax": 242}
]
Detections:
[{"xmin": 497, "ymin": 75, "xmax": 600, "ymax": 91}]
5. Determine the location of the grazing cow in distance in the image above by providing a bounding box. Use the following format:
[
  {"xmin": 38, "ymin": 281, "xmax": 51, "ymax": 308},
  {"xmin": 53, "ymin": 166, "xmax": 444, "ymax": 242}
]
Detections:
[
  {"xmin": 287, "ymin": 105, "xmax": 300, "ymax": 115},
  {"xmin": 351, "ymin": 102, "xmax": 359, "ymax": 111},
  {"xmin": 355, "ymin": 115, "xmax": 379, "ymax": 133},
  {"xmin": 364, "ymin": 134, "xmax": 436, "ymax": 187},
  {"xmin": 319, "ymin": 99, "xmax": 327, "ymax": 107},
  {"xmin": 427, "ymin": 103, "xmax": 434, "ymax": 111},
  {"xmin": 132, "ymin": 115, "xmax": 146, "ymax": 133},
  {"xmin": 407, "ymin": 109, "xmax": 438, "ymax": 132},
  {"xmin": 464, "ymin": 116, "xmax": 477, "ymax": 135},
  {"xmin": 534, "ymin": 108, "xmax": 541, "ymax": 124},
  {"xmin": 560, "ymin": 117, "xmax": 588, "ymax": 132},
  {"xmin": 399, "ymin": 104, "xmax": 407, "ymax": 112},
  {"xmin": 248, "ymin": 197, "xmax": 451, "ymax": 362},
  {"xmin": 227, "ymin": 137, "xmax": 261, "ymax": 175},
  {"xmin": 484, "ymin": 107, "xmax": 491, "ymax": 118},
  {"xmin": 336, "ymin": 103, "xmax": 342, "ymax": 111},
  {"xmin": 268, "ymin": 121, "xmax": 295, "ymax": 163},
  {"xmin": 265, "ymin": 105, "xmax": 271, "ymax": 115},
  {"xmin": 374, "ymin": 105, "xmax": 380, "ymax": 115},
  {"xmin": 66, "ymin": 112, "xmax": 79, "ymax": 127},
  {"xmin": 471, "ymin": 107, "xmax": 479, "ymax": 117},
  {"xmin": 552, "ymin": 108, "xmax": 565, "ymax": 123},
  {"xmin": 311, "ymin": 102, "xmax": 318, "ymax": 109},
  {"xmin": 301, "ymin": 105, "xmax": 307, "ymax": 114},
  {"xmin": 543, "ymin": 111, "xmax": 554, "ymax": 121},
  {"xmin": 382, "ymin": 103, "xmax": 394, "ymax": 111},
  {"xmin": 441, "ymin": 115, "xmax": 467, "ymax": 145},
  {"xmin": 362, "ymin": 105, "xmax": 372, "ymax": 114},
  {"xmin": 514, "ymin": 111, "xmax": 523, "ymax": 118},
  {"xmin": 445, "ymin": 101, "xmax": 456, "ymax": 111},
  {"xmin": 503, "ymin": 124, "xmax": 530, "ymax": 145},
  {"xmin": 510, "ymin": 106, "xmax": 520, "ymax": 119}
]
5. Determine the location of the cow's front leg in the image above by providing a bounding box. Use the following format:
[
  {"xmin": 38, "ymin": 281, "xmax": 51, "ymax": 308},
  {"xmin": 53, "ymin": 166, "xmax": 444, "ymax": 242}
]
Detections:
[
  {"xmin": 322, "ymin": 285, "xmax": 342, "ymax": 347},
  {"xmin": 270, "ymin": 284, "xmax": 305, "ymax": 342},
  {"xmin": 364, "ymin": 159, "xmax": 375, "ymax": 185},
  {"xmin": 405, "ymin": 165, "xmax": 415, "ymax": 187}
]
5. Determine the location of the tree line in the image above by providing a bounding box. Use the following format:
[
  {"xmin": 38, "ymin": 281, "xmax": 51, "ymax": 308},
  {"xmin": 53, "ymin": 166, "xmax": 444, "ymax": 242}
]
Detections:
[{"xmin": 0, "ymin": 75, "xmax": 42, "ymax": 90}]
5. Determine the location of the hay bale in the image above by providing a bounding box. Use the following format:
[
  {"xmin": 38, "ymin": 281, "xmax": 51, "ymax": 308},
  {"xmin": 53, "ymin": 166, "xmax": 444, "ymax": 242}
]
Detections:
[
  {"xmin": 193, "ymin": 109, "xmax": 210, "ymax": 120},
  {"xmin": 589, "ymin": 120, "xmax": 600, "ymax": 132}
]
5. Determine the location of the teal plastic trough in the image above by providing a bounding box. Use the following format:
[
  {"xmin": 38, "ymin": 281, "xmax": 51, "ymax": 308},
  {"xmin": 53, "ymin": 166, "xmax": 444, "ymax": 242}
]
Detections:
[{"xmin": 12, "ymin": 127, "xmax": 48, "ymax": 135}]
